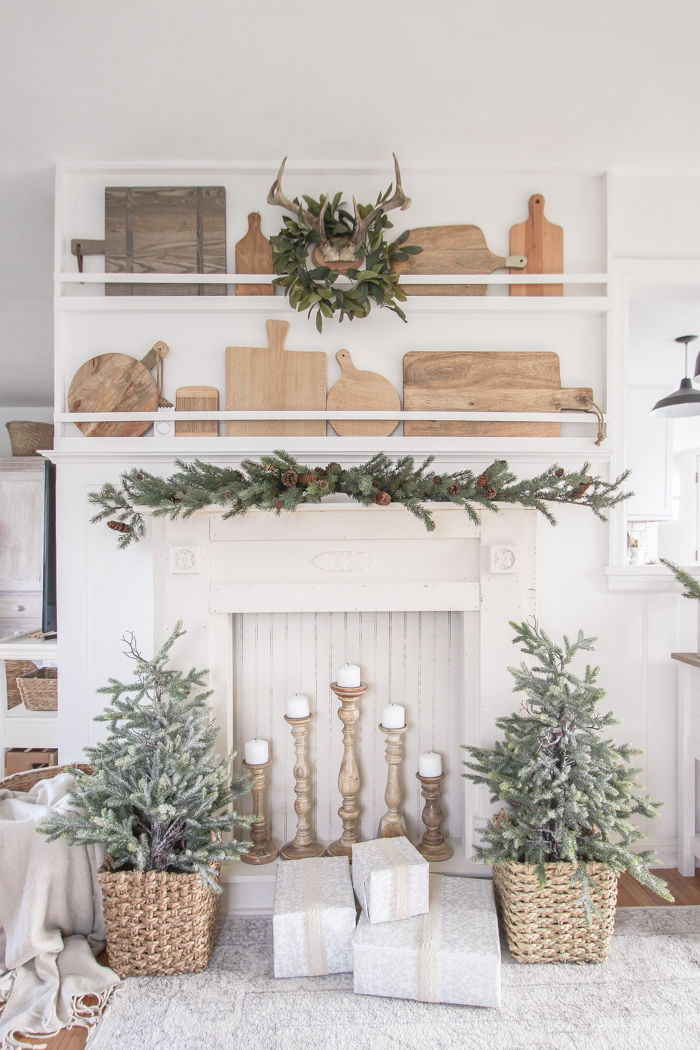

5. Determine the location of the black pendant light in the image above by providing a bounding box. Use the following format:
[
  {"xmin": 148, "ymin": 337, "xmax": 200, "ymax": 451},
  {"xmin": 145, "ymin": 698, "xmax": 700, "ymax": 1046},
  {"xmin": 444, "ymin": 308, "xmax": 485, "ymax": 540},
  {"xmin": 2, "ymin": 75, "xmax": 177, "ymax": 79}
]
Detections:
[{"xmin": 650, "ymin": 335, "xmax": 700, "ymax": 417}]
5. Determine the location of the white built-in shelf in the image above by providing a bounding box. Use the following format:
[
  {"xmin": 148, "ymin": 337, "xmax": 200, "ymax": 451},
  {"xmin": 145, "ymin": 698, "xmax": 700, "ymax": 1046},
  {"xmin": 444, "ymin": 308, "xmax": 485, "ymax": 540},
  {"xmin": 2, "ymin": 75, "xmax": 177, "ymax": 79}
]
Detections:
[
  {"xmin": 0, "ymin": 633, "xmax": 59, "ymax": 756},
  {"xmin": 605, "ymin": 565, "xmax": 700, "ymax": 592}
]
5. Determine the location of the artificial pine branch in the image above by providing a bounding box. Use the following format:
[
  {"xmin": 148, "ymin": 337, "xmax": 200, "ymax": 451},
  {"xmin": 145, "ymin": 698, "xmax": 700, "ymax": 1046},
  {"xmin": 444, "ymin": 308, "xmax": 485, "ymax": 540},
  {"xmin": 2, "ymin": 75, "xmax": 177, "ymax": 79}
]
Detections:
[
  {"xmin": 660, "ymin": 558, "xmax": 700, "ymax": 602},
  {"xmin": 40, "ymin": 621, "xmax": 254, "ymax": 891},
  {"xmin": 463, "ymin": 619, "xmax": 673, "ymax": 919},
  {"xmin": 88, "ymin": 452, "xmax": 632, "ymax": 548}
]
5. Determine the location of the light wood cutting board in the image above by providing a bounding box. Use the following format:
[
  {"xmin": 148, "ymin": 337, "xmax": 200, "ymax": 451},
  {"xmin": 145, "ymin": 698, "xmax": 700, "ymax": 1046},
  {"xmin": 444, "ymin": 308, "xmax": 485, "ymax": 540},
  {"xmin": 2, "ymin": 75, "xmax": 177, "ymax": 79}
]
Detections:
[
  {"xmin": 510, "ymin": 194, "xmax": 563, "ymax": 296},
  {"xmin": 175, "ymin": 386, "xmax": 219, "ymax": 437},
  {"xmin": 235, "ymin": 213, "xmax": 274, "ymax": 296},
  {"xmin": 226, "ymin": 320, "xmax": 326, "ymax": 437},
  {"xmin": 327, "ymin": 350, "xmax": 400, "ymax": 437},
  {"xmin": 403, "ymin": 351, "xmax": 592, "ymax": 436},
  {"xmin": 67, "ymin": 341, "xmax": 169, "ymax": 437},
  {"xmin": 391, "ymin": 225, "xmax": 526, "ymax": 296}
]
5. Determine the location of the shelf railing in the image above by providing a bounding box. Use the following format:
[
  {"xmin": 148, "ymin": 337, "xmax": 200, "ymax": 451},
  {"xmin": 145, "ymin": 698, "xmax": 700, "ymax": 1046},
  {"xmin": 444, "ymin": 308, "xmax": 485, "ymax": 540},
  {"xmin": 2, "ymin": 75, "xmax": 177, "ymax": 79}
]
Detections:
[
  {"xmin": 57, "ymin": 410, "xmax": 607, "ymax": 424},
  {"xmin": 56, "ymin": 272, "xmax": 609, "ymax": 287}
]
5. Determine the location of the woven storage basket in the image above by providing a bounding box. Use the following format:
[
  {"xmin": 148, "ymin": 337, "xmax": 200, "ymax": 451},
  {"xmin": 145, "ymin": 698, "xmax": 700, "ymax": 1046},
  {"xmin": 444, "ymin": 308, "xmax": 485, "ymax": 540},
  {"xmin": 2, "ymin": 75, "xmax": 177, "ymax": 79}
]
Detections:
[
  {"xmin": 5, "ymin": 421, "xmax": 54, "ymax": 457},
  {"xmin": 493, "ymin": 860, "xmax": 617, "ymax": 964},
  {"xmin": 5, "ymin": 660, "xmax": 37, "ymax": 709},
  {"xmin": 98, "ymin": 864, "xmax": 221, "ymax": 977},
  {"xmin": 16, "ymin": 666, "xmax": 58, "ymax": 710},
  {"xmin": 0, "ymin": 763, "xmax": 92, "ymax": 793}
]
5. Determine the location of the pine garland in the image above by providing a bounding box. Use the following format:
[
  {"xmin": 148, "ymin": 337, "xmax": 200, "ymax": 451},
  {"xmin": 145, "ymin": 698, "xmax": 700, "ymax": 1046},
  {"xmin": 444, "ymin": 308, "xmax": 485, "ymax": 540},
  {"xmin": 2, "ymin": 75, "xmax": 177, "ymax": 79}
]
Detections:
[
  {"xmin": 661, "ymin": 558, "xmax": 700, "ymax": 602},
  {"xmin": 462, "ymin": 620, "xmax": 673, "ymax": 918},
  {"xmin": 40, "ymin": 622, "xmax": 254, "ymax": 891},
  {"xmin": 89, "ymin": 451, "xmax": 631, "ymax": 549}
]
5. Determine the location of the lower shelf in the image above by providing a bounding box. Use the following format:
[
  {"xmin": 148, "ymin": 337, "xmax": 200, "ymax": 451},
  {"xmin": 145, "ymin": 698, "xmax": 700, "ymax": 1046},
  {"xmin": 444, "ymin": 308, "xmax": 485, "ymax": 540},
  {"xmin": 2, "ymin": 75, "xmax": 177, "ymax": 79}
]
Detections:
[{"xmin": 4, "ymin": 705, "xmax": 58, "ymax": 749}]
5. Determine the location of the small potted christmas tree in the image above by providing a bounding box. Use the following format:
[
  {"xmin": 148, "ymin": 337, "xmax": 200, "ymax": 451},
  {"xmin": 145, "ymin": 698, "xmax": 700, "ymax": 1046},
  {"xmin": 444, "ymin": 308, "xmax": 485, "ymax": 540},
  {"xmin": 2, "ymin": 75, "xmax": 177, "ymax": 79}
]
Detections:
[
  {"xmin": 41, "ymin": 622, "xmax": 253, "ymax": 977},
  {"xmin": 463, "ymin": 620, "xmax": 672, "ymax": 964}
]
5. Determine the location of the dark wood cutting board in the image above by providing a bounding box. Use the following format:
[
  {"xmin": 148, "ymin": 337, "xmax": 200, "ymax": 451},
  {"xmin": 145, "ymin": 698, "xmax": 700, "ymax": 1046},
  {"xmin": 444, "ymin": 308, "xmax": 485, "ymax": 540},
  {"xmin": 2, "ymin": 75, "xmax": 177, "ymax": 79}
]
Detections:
[
  {"xmin": 71, "ymin": 187, "xmax": 227, "ymax": 296},
  {"xmin": 391, "ymin": 225, "xmax": 526, "ymax": 295},
  {"xmin": 403, "ymin": 351, "xmax": 592, "ymax": 436}
]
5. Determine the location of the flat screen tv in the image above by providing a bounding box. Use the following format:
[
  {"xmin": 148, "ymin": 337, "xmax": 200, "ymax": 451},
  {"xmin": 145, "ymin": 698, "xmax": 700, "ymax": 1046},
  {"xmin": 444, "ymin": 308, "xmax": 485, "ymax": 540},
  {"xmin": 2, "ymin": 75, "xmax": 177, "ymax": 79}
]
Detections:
[{"xmin": 42, "ymin": 459, "xmax": 57, "ymax": 635}]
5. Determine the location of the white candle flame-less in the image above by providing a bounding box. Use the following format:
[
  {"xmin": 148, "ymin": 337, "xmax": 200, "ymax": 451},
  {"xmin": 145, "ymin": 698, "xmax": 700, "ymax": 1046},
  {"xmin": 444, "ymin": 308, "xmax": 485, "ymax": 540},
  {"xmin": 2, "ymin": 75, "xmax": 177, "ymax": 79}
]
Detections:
[
  {"xmin": 418, "ymin": 752, "xmax": 443, "ymax": 777},
  {"xmin": 381, "ymin": 704, "xmax": 406, "ymax": 729},
  {"xmin": 244, "ymin": 739, "xmax": 269, "ymax": 765},
  {"xmin": 286, "ymin": 694, "xmax": 310, "ymax": 719},
  {"xmin": 337, "ymin": 663, "xmax": 362, "ymax": 688}
]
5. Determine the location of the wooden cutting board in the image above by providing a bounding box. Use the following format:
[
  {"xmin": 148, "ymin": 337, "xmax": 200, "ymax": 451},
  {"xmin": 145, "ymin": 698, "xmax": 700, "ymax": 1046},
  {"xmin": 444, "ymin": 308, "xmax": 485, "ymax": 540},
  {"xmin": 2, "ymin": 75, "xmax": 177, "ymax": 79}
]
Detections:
[
  {"xmin": 67, "ymin": 341, "xmax": 170, "ymax": 437},
  {"xmin": 226, "ymin": 320, "xmax": 326, "ymax": 437},
  {"xmin": 327, "ymin": 350, "xmax": 400, "ymax": 437},
  {"xmin": 235, "ymin": 213, "xmax": 274, "ymax": 296},
  {"xmin": 403, "ymin": 351, "xmax": 592, "ymax": 436},
  {"xmin": 175, "ymin": 386, "xmax": 219, "ymax": 437},
  {"xmin": 70, "ymin": 187, "xmax": 227, "ymax": 296},
  {"xmin": 391, "ymin": 225, "xmax": 526, "ymax": 296},
  {"xmin": 510, "ymin": 194, "xmax": 563, "ymax": 296}
]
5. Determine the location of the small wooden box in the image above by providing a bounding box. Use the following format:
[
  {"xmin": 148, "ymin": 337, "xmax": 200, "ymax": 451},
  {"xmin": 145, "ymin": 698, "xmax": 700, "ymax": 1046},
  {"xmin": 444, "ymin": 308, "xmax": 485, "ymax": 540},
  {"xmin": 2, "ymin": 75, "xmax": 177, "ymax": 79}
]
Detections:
[{"xmin": 4, "ymin": 747, "xmax": 58, "ymax": 778}]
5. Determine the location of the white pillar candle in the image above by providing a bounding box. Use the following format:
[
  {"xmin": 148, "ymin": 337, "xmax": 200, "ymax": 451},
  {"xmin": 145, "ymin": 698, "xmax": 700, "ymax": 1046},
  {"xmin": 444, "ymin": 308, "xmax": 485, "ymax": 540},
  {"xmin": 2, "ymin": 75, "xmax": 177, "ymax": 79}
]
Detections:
[
  {"xmin": 286, "ymin": 694, "xmax": 310, "ymax": 719},
  {"xmin": 418, "ymin": 752, "xmax": 443, "ymax": 777},
  {"xmin": 337, "ymin": 663, "xmax": 362, "ymax": 688},
  {"xmin": 381, "ymin": 703, "xmax": 406, "ymax": 729},
  {"xmin": 244, "ymin": 738, "xmax": 269, "ymax": 765}
]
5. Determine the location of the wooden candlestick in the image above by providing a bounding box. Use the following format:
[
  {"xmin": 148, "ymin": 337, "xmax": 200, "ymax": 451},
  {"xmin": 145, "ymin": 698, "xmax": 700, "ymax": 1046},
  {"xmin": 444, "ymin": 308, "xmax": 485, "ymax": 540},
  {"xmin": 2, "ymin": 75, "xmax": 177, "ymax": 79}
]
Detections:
[
  {"xmin": 378, "ymin": 723, "xmax": 408, "ymax": 838},
  {"xmin": 327, "ymin": 681, "xmax": 368, "ymax": 858},
  {"xmin": 416, "ymin": 772, "xmax": 453, "ymax": 861},
  {"xmin": 240, "ymin": 758, "xmax": 278, "ymax": 864},
  {"xmin": 280, "ymin": 714, "xmax": 324, "ymax": 860}
]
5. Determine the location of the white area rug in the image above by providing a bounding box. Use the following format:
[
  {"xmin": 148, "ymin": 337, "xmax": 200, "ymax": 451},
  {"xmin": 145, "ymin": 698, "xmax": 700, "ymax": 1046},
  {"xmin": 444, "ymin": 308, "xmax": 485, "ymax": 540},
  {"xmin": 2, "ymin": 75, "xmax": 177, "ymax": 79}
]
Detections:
[{"xmin": 89, "ymin": 907, "xmax": 700, "ymax": 1050}]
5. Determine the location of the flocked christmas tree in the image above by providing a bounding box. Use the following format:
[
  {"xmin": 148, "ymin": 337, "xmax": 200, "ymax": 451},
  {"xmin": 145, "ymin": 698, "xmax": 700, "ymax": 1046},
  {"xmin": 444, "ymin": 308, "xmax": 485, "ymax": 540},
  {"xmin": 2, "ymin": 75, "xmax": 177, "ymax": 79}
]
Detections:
[
  {"xmin": 463, "ymin": 620, "xmax": 673, "ymax": 917},
  {"xmin": 41, "ymin": 622, "xmax": 253, "ymax": 890}
]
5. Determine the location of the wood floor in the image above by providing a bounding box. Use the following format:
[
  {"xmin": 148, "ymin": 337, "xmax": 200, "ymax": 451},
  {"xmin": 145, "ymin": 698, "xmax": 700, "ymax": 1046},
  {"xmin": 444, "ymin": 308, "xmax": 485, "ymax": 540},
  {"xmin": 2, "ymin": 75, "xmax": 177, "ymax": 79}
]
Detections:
[{"xmin": 12, "ymin": 869, "xmax": 700, "ymax": 1049}]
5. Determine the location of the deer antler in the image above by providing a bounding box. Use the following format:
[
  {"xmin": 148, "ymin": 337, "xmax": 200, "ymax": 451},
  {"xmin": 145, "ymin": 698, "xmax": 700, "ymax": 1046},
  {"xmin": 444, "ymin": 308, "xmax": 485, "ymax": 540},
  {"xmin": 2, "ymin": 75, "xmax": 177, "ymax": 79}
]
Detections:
[
  {"xmin": 347, "ymin": 154, "xmax": 411, "ymax": 256},
  {"xmin": 267, "ymin": 157, "xmax": 331, "ymax": 257}
]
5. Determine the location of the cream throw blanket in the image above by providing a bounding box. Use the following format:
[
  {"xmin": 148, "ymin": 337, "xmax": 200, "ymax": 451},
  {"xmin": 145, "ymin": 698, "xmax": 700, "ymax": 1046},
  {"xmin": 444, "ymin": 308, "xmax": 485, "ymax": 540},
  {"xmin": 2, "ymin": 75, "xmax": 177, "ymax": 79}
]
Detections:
[{"xmin": 0, "ymin": 773, "xmax": 119, "ymax": 1049}]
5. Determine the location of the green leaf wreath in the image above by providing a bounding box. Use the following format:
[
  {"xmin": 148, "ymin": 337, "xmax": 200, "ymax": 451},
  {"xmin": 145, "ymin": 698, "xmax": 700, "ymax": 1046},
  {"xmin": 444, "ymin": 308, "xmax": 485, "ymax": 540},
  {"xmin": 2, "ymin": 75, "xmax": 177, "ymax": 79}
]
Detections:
[
  {"xmin": 268, "ymin": 156, "xmax": 422, "ymax": 331},
  {"xmin": 89, "ymin": 451, "xmax": 631, "ymax": 549}
]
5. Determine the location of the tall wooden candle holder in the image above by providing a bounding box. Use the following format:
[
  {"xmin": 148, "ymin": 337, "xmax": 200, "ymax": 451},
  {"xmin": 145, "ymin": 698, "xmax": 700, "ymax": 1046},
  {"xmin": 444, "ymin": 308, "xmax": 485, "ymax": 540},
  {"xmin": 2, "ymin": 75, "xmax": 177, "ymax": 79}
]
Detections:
[
  {"xmin": 327, "ymin": 681, "xmax": 368, "ymax": 858},
  {"xmin": 280, "ymin": 714, "xmax": 325, "ymax": 860},
  {"xmin": 416, "ymin": 772, "xmax": 453, "ymax": 861},
  {"xmin": 378, "ymin": 723, "xmax": 408, "ymax": 838},
  {"xmin": 241, "ymin": 759, "xmax": 278, "ymax": 865}
]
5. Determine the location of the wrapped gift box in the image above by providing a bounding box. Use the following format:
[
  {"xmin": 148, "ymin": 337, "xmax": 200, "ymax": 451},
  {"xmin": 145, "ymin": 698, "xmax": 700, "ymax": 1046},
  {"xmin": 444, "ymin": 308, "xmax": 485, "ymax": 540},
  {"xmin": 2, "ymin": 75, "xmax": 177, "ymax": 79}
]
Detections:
[
  {"xmin": 273, "ymin": 855, "xmax": 357, "ymax": 978},
  {"xmin": 354, "ymin": 874, "xmax": 501, "ymax": 1008},
  {"xmin": 352, "ymin": 836, "xmax": 429, "ymax": 924}
]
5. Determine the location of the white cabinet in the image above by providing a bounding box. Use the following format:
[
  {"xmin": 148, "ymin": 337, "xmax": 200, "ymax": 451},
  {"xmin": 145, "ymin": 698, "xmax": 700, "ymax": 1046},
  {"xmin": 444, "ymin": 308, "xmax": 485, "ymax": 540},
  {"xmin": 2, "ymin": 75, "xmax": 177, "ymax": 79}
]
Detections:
[{"xmin": 0, "ymin": 458, "xmax": 45, "ymax": 637}]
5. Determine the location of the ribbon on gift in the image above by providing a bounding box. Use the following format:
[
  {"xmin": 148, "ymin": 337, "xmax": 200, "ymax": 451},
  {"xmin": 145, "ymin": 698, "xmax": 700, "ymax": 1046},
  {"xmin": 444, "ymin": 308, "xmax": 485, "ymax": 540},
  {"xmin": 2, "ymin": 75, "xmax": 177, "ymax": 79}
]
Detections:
[
  {"xmin": 418, "ymin": 874, "xmax": 443, "ymax": 1003},
  {"xmin": 376, "ymin": 838, "xmax": 411, "ymax": 921},
  {"xmin": 301, "ymin": 858, "xmax": 329, "ymax": 976}
]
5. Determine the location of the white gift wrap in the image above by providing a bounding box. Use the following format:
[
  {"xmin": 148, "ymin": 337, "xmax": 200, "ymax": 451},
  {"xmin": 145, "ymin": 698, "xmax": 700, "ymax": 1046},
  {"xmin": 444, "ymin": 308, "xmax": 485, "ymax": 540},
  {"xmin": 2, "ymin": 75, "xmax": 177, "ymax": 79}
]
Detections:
[
  {"xmin": 354, "ymin": 874, "xmax": 501, "ymax": 1008},
  {"xmin": 352, "ymin": 836, "xmax": 429, "ymax": 924},
  {"xmin": 273, "ymin": 856, "xmax": 357, "ymax": 978}
]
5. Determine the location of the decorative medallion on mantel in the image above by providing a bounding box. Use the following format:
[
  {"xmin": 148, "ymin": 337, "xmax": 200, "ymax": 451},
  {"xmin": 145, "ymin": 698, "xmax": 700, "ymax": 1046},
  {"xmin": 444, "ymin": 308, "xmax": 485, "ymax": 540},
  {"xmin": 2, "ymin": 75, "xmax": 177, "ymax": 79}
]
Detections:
[{"xmin": 312, "ymin": 551, "xmax": 377, "ymax": 573}]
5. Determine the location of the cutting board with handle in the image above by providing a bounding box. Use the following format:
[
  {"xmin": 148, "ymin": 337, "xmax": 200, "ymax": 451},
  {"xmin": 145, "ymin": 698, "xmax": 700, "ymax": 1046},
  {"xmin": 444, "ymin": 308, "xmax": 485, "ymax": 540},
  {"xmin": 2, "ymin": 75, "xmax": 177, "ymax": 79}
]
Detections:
[
  {"xmin": 226, "ymin": 319, "xmax": 326, "ymax": 437},
  {"xmin": 327, "ymin": 350, "xmax": 400, "ymax": 437},
  {"xmin": 391, "ymin": 225, "xmax": 526, "ymax": 296},
  {"xmin": 71, "ymin": 186, "xmax": 227, "ymax": 296},
  {"xmin": 67, "ymin": 341, "xmax": 170, "ymax": 437},
  {"xmin": 403, "ymin": 351, "xmax": 593, "ymax": 436},
  {"xmin": 235, "ymin": 213, "xmax": 274, "ymax": 296},
  {"xmin": 509, "ymin": 194, "xmax": 563, "ymax": 296},
  {"xmin": 175, "ymin": 386, "xmax": 219, "ymax": 437}
]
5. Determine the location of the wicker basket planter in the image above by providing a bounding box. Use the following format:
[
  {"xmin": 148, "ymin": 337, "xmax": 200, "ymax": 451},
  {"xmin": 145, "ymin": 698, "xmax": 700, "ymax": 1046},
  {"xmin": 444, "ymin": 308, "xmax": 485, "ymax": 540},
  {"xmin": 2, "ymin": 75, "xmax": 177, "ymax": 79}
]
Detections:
[
  {"xmin": 98, "ymin": 864, "xmax": 222, "ymax": 977},
  {"xmin": 0, "ymin": 763, "xmax": 92, "ymax": 793},
  {"xmin": 493, "ymin": 860, "xmax": 618, "ymax": 964},
  {"xmin": 16, "ymin": 666, "xmax": 58, "ymax": 710}
]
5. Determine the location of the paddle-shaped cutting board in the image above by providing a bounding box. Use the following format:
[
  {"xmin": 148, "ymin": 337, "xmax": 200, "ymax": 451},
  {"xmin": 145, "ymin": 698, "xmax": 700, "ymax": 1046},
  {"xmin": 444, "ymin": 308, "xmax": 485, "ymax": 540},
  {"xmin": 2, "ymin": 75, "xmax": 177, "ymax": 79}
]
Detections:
[
  {"xmin": 175, "ymin": 386, "xmax": 219, "ymax": 437},
  {"xmin": 509, "ymin": 194, "xmax": 563, "ymax": 296},
  {"xmin": 403, "ymin": 351, "xmax": 592, "ymax": 436},
  {"xmin": 235, "ymin": 213, "xmax": 274, "ymax": 296},
  {"xmin": 226, "ymin": 320, "xmax": 326, "ymax": 437},
  {"xmin": 327, "ymin": 350, "xmax": 400, "ymax": 437},
  {"xmin": 67, "ymin": 342, "xmax": 170, "ymax": 438},
  {"xmin": 391, "ymin": 225, "xmax": 526, "ymax": 296}
]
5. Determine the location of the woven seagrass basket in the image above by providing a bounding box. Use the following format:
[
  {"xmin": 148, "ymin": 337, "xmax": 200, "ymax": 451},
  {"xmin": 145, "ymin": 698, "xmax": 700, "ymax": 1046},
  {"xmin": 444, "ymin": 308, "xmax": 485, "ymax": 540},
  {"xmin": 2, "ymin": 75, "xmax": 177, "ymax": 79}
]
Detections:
[
  {"xmin": 16, "ymin": 666, "xmax": 58, "ymax": 710},
  {"xmin": 5, "ymin": 421, "xmax": 54, "ymax": 457},
  {"xmin": 98, "ymin": 863, "xmax": 221, "ymax": 978},
  {"xmin": 0, "ymin": 763, "xmax": 92, "ymax": 793},
  {"xmin": 5, "ymin": 659, "xmax": 37, "ymax": 709},
  {"xmin": 492, "ymin": 860, "xmax": 618, "ymax": 964}
]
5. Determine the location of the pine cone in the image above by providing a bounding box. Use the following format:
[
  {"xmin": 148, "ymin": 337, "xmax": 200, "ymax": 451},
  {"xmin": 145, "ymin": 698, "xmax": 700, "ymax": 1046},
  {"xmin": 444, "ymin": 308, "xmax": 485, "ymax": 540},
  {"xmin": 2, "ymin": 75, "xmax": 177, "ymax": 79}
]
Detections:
[
  {"xmin": 168, "ymin": 494, "xmax": 181, "ymax": 505},
  {"xmin": 135, "ymin": 473, "xmax": 144, "ymax": 481},
  {"xmin": 373, "ymin": 491, "xmax": 391, "ymax": 507},
  {"xmin": 281, "ymin": 470, "xmax": 298, "ymax": 486},
  {"xmin": 314, "ymin": 467, "xmax": 327, "ymax": 477},
  {"xmin": 448, "ymin": 483, "xmax": 460, "ymax": 495},
  {"xmin": 484, "ymin": 486, "xmax": 497, "ymax": 500},
  {"xmin": 299, "ymin": 473, "xmax": 318, "ymax": 486},
  {"xmin": 274, "ymin": 500, "xmax": 284, "ymax": 510},
  {"xmin": 107, "ymin": 520, "xmax": 132, "ymax": 533},
  {"xmin": 221, "ymin": 489, "xmax": 231, "ymax": 500},
  {"xmin": 555, "ymin": 468, "xmax": 565, "ymax": 478},
  {"xmin": 570, "ymin": 480, "xmax": 593, "ymax": 500},
  {"xmin": 432, "ymin": 475, "xmax": 442, "ymax": 485},
  {"xmin": 476, "ymin": 472, "xmax": 488, "ymax": 488},
  {"xmin": 264, "ymin": 463, "xmax": 275, "ymax": 472},
  {"xmin": 326, "ymin": 462, "xmax": 341, "ymax": 472},
  {"xmin": 318, "ymin": 480, "xmax": 329, "ymax": 491},
  {"xmin": 371, "ymin": 479, "xmax": 381, "ymax": 489}
]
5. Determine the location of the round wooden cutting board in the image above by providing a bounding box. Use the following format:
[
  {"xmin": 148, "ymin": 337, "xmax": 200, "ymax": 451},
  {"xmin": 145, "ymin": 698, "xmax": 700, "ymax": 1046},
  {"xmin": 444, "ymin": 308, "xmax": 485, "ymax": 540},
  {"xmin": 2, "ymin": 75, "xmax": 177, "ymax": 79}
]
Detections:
[
  {"xmin": 68, "ymin": 353, "xmax": 160, "ymax": 437},
  {"xmin": 327, "ymin": 349, "xmax": 400, "ymax": 437}
]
